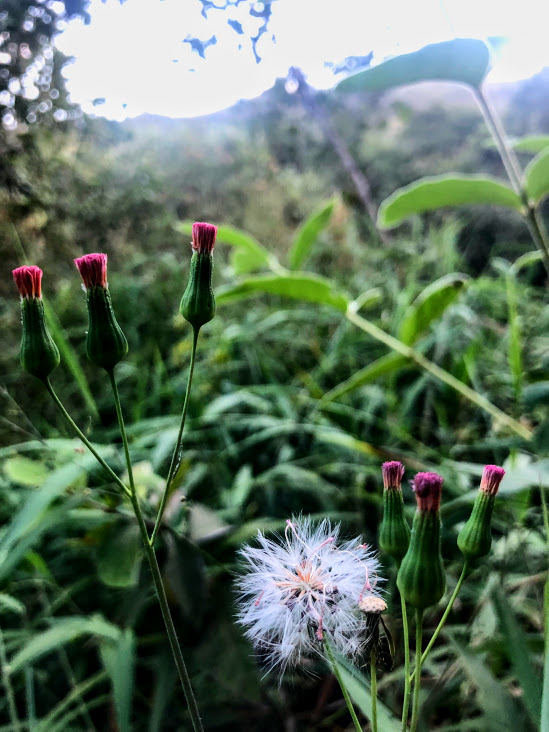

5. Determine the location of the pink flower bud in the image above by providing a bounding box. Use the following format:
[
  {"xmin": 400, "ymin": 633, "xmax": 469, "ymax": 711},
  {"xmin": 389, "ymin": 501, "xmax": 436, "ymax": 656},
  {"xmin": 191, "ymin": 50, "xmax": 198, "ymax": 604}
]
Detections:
[
  {"xmin": 191, "ymin": 222, "xmax": 217, "ymax": 254},
  {"xmin": 411, "ymin": 472, "xmax": 443, "ymax": 512},
  {"xmin": 12, "ymin": 266, "xmax": 43, "ymax": 299},
  {"xmin": 74, "ymin": 253, "xmax": 107, "ymax": 289},
  {"xmin": 382, "ymin": 461, "xmax": 405, "ymax": 490},
  {"xmin": 480, "ymin": 465, "xmax": 505, "ymax": 496}
]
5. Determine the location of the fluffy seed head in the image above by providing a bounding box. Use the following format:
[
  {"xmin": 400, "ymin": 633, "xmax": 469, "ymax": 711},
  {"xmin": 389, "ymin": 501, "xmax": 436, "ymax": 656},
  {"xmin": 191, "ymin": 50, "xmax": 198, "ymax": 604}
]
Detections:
[
  {"xmin": 480, "ymin": 465, "xmax": 505, "ymax": 496},
  {"xmin": 191, "ymin": 222, "xmax": 217, "ymax": 254},
  {"xmin": 74, "ymin": 253, "xmax": 107, "ymax": 289},
  {"xmin": 412, "ymin": 472, "xmax": 443, "ymax": 512},
  {"xmin": 236, "ymin": 517, "xmax": 384, "ymax": 674},
  {"xmin": 382, "ymin": 461, "xmax": 405, "ymax": 491},
  {"xmin": 13, "ymin": 266, "xmax": 42, "ymax": 299}
]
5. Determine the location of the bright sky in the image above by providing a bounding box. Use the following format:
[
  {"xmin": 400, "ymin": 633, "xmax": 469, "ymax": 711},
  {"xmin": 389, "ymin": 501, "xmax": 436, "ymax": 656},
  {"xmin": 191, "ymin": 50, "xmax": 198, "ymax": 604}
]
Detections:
[{"xmin": 57, "ymin": 0, "xmax": 549, "ymax": 121}]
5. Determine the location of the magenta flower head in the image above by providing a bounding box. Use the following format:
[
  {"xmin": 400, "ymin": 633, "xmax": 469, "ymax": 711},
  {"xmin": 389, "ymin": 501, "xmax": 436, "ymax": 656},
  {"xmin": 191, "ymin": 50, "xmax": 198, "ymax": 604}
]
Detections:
[
  {"xmin": 379, "ymin": 461, "xmax": 410, "ymax": 562},
  {"xmin": 74, "ymin": 253, "xmax": 127, "ymax": 371},
  {"xmin": 412, "ymin": 472, "xmax": 444, "ymax": 512},
  {"xmin": 180, "ymin": 222, "xmax": 217, "ymax": 330},
  {"xmin": 12, "ymin": 265, "xmax": 59, "ymax": 380},
  {"xmin": 458, "ymin": 464, "xmax": 505, "ymax": 562},
  {"xmin": 74, "ymin": 252, "xmax": 107, "ymax": 289},
  {"xmin": 397, "ymin": 471, "xmax": 445, "ymax": 609}
]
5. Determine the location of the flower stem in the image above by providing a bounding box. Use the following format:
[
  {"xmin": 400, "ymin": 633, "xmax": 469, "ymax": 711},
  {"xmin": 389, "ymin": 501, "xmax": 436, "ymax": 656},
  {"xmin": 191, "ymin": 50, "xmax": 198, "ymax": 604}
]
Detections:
[
  {"xmin": 43, "ymin": 378, "xmax": 131, "ymax": 498},
  {"xmin": 474, "ymin": 86, "xmax": 549, "ymax": 277},
  {"xmin": 371, "ymin": 647, "xmax": 378, "ymax": 732},
  {"xmin": 410, "ymin": 610, "xmax": 424, "ymax": 732},
  {"xmin": 324, "ymin": 639, "xmax": 363, "ymax": 732},
  {"xmin": 108, "ymin": 370, "xmax": 204, "ymax": 732},
  {"xmin": 150, "ymin": 327, "xmax": 199, "ymax": 546},
  {"xmin": 0, "ymin": 625, "xmax": 20, "ymax": 730},
  {"xmin": 400, "ymin": 589, "xmax": 411, "ymax": 730},
  {"xmin": 409, "ymin": 562, "xmax": 469, "ymax": 683}
]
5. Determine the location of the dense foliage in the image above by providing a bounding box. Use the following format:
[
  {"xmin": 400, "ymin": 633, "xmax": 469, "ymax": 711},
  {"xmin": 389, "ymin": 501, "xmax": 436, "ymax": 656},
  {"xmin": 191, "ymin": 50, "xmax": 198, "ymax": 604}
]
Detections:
[{"xmin": 1, "ymin": 45, "xmax": 549, "ymax": 730}]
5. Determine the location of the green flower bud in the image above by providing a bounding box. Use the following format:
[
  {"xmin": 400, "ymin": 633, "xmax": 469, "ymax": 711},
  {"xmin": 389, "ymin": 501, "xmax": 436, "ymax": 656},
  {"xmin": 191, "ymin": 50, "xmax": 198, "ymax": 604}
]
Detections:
[
  {"xmin": 379, "ymin": 461, "xmax": 411, "ymax": 562},
  {"xmin": 74, "ymin": 254, "xmax": 128, "ymax": 371},
  {"xmin": 397, "ymin": 472, "xmax": 446, "ymax": 610},
  {"xmin": 13, "ymin": 266, "xmax": 60, "ymax": 380},
  {"xmin": 180, "ymin": 222, "xmax": 216, "ymax": 330},
  {"xmin": 458, "ymin": 465, "xmax": 505, "ymax": 562}
]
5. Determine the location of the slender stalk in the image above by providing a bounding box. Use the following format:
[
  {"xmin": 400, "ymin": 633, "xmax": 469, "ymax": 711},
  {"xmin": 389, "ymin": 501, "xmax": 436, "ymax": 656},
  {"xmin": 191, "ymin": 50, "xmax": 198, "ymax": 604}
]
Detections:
[
  {"xmin": 150, "ymin": 327, "xmax": 199, "ymax": 546},
  {"xmin": 410, "ymin": 610, "xmax": 424, "ymax": 732},
  {"xmin": 540, "ymin": 483, "xmax": 549, "ymax": 548},
  {"xmin": 345, "ymin": 308, "xmax": 532, "ymax": 440},
  {"xmin": 400, "ymin": 590, "xmax": 411, "ymax": 730},
  {"xmin": 43, "ymin": 378, "xmax": 131, "ymax": 497},
  {"xmin": 409, "ymin": 563, "xmax": 469, "ymax": 683},
  {"xmin": 324, "ymin": 640, "xmax": 362, "ymax": 732},
  {"xmin": 370, "ymin": 647, "xmax": 378, "ymax": 732},
  {"xmin": 108, "ymin": 371, "xmax": 204, "ymax": 732},
  {"xmin": 474, "ymin": 86, "xmax": 549, "ymax": 277},
  {"xmin": 0, "ymin": 625, "xmax": 20, "ymax": 730}
]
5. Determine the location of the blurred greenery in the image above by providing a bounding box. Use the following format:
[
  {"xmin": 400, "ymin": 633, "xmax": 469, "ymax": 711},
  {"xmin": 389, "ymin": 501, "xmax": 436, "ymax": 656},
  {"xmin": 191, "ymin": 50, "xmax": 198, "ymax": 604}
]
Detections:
[{"xmin": 0, "ymin": 43, "xmax": 549, "ymax": 731}]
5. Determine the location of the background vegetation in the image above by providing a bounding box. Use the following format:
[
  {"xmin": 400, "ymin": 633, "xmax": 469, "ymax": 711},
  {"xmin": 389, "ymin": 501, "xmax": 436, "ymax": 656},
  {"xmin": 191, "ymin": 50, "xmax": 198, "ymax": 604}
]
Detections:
[{"xmin": 1, "ymin": 22, "xmax": 549, "ymax": 731}]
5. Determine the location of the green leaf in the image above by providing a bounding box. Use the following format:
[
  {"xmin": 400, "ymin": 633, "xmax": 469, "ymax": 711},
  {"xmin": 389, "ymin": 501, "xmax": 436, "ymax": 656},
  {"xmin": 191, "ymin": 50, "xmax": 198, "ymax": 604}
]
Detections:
[
  {"xmin": 0, "ymin": 593, "xmax": 25, "ymax": 616},
  {"xmin": 524, "ymin": 147, "xmax": 549, "ymax": 204},
  {"xmin": 398, "ymin": 273, "xmax": 469, "ymax": 345},
  {"xmin": 542, "ymin": 576, "xmax": 549, "ymax": 732},
  {"xmin": 3, "ymin": 457, "xmax": 49, "ymax": 487},
  {"xmin": 10, "ymin": 616, "xmax": 120, "ymax": 672},
  {"xmin": 288, "ymin": 199, "xmax": 335, "ymax": 270},
  {"xmin": 322, "ymin": 353, "xmax": 407, "ymax": 402},
  {"xmin": 511, "ymin": 250, "xmax": 542, "ymax": 274},
  {"xmin": 448, "ymin": 635, "xmax": 524, "ymax": 730},
  {"xmin": 216, "ymin": 273, "xmax": 349, "ymax": 312},
  {"xmin": 96, "ymin": 522, "xmax": 142, "ymax": 588},
  {"xmin": 337, "ymin": 38, "xmax": 490, "ymax": 93},
  {"xmin": 330, "ymin": 650, "xmax": 401, "ymax": 731},
  {"xmin": 378, "ymin": 175, "xmax": 522, "ymax": 229},
  {"xmin": 100, "ymin": 628, "xmax": 136, "ymax": 732},
  {"xmin": 513, "ymin": 135, "xmax": 549, "ymax": 154},
  {"xmin": 492, "ymin": 588, "xmax": 541, "ymax": 726},
  {"xmin": 177, "ymin": 221, "xmax": 274, "ymax": 274},
  {"xmin": 351, "ymin": 287, "xmax": 383, "ymax": 313}
]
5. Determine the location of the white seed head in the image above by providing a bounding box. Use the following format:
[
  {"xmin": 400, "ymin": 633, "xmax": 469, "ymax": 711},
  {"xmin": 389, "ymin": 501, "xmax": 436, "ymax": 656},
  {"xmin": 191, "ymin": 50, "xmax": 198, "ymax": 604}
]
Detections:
[{"xmin": 235, "ymin": 517, "xmax": 384, "ymax": 674}]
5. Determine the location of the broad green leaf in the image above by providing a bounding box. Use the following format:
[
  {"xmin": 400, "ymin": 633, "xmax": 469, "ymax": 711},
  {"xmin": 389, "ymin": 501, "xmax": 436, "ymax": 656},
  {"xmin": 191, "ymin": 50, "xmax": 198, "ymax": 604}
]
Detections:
[
  {"xmin": 177, "ymin": 221, "xmax": 274, "ymax": 274},
  {"xmin": 288, "ymin": 199, "xmax": 335, "ymax": 270},
  {"xmin": 322, "ymin": 352, "xmax": 407, "ymax": 402},
  {"xmin": 3, "ymin": 457, "xmax": 49, "ymax": 486},
  {"xmin": 492, "ymin": 588, "xmax": 541, "ymax": 726},
  {"xmin": 398, "ymin": 273, "xmax": 469, "ymax": 345},
  {"xmin": 337, "ymin": 38, "xmax": 490, "ymax": 93},
  {"xmin": 330, "ymin": 650, "xmax": 400, "ymax": 732},
  {"xmin": 448, "ymin": 636, "xmax": 524, "ymax": 730},
  {"xmin": 513, "ymin": 135, "xmax": 549, "ymax": 154},
  {"xmin": 524, "ymin": 148, "xmax": 549, "ymax": 204},
  {"xmin": 100, "ymin": 628, "xmax": 136, "ymax": 732},
  {"xmin": 96, "ymin": 522, "xmax": 142, "ymax": 588},
  {"xmin": 216, "ymin": 273, "xmax": 349, "ymax": 312},
  {"xmin": 10, "ymin": 616, "xmax": 120, "ymax": 672},
  {"xmin": 378, "ymin": 175, "xmax": 522, "ymax": 229}
]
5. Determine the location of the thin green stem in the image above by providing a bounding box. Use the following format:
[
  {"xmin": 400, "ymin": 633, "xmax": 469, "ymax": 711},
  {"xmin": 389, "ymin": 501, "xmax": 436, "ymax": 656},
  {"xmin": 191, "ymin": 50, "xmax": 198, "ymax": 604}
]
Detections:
[
  {"xmin": 150, "ymin": 327, "xmax": 199, "ymax": 546},
  {"xmin": 345, "ymin": 309, "xmax": 532, "ymax": 440},
  {"xmin": 474, "ymin": 86, "xmax": 549, "ymax": 277},
  {"xmin": 324, "ymin": 640, "xmax": 362, "ymax": 732},
  {"xmin": 0, "ymin": 625, "xmax": 20, "ymax": 730},
  {"xmin": 370, "ymin": 647, "xmax": 378, "ymax": 732},
  {"xmin": 400, "ymin": 590, "xmax": 411, "ymax": 730},
  {"xmin": 409, "ymin": 563, "xmax": 469, "ymax": 683},
  {"xmin": 43, "ymin": 378, "xmax": 131, "ymax": 498},
  {"xmin": 540, "ymin": 483, "xmax": 549, "ymax": 551},
  {"xmin": 108, "ymin": 371, "xmax": 204, "ymax": 732},
  {"xmin": 410, "ymin": 610, "xmax": 424, "ymax": 732}
]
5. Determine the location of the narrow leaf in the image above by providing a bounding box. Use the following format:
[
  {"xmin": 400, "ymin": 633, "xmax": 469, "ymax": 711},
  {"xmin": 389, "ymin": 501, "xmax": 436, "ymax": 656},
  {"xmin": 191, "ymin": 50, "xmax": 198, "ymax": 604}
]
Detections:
[
  {"xmin": 216, "ymin": 273, "xmax": 349, "ymax": 312},
  {"xmin": 322, "ymin": 353, "xmax": 407, "ymax": 402},
  {"xmin": 524, "ymin": 147, "xmax": 549, "ymax": 204},
  {"xmin": 100, "ymin": 628, "xmax": 136, "ymax": 732},
  {"xmin": 542, "ymin": 576, "xmax": 549, "ymax": 732},
  {"xmin": 398, "ymin": 273, "xmax": 469, "ymax": 345},
  {"xmin": 513, "ymin": 135, "xmax": 549, "ymax": 154},
  {"xmin": 337, "ymin": 38, "xmax": 490, "ymax": 93},
  {"xmin": 288, "ymin": 199, "xmax": 335, "ymax": 270},
  {"xmin": 378, "ymin": 175, "xmax": 522, "ymax": 229}
]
